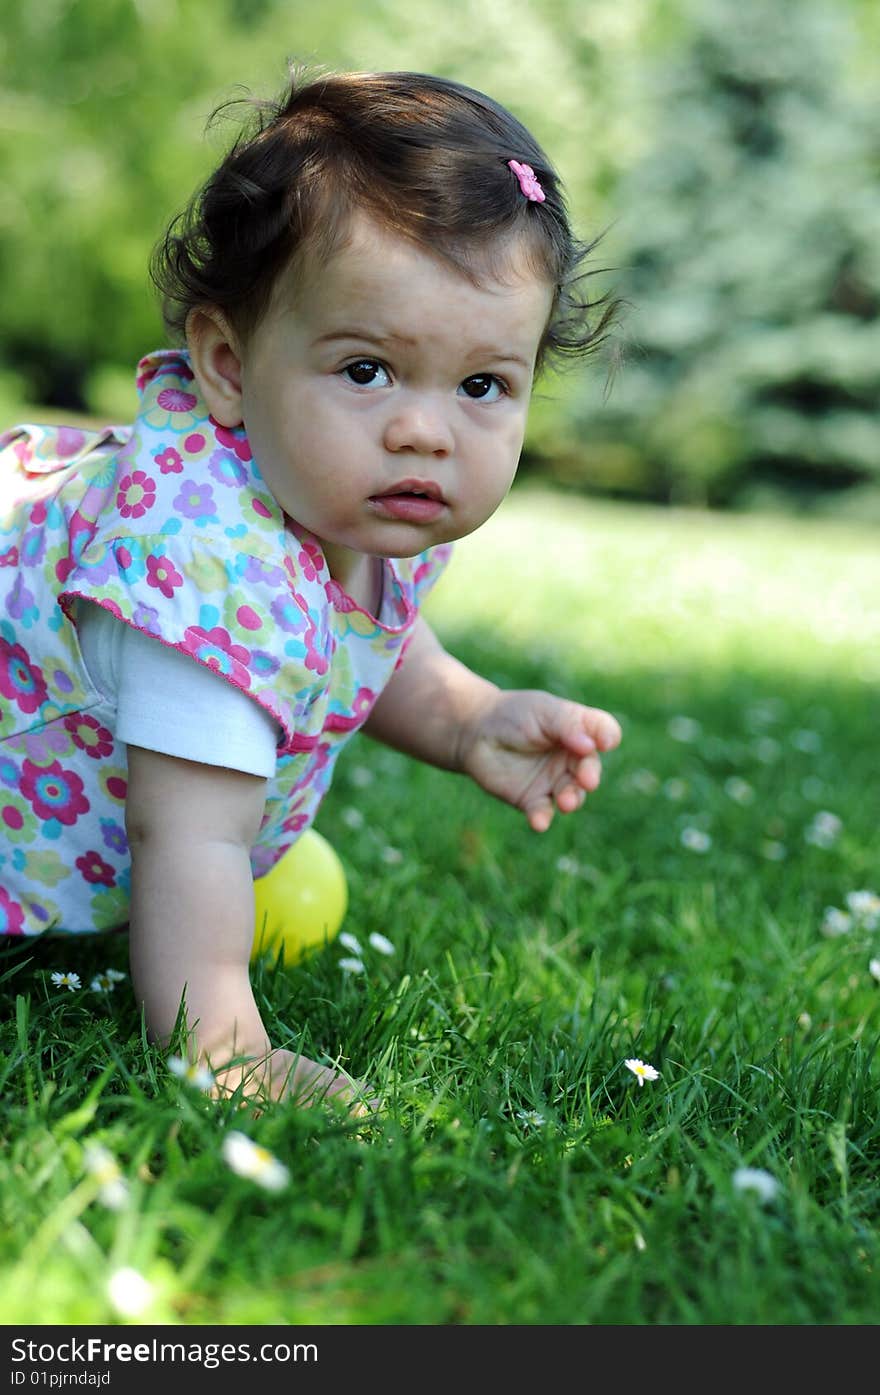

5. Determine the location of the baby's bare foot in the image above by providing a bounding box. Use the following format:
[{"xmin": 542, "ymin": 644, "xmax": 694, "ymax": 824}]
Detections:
[
  {"xmin": 274, "ymin": 1049, "xmax": 378, "ymax": 1115},
  {"xmin": 207, "ymin": 1046, "xmax": 377, "ymax": 1115}
]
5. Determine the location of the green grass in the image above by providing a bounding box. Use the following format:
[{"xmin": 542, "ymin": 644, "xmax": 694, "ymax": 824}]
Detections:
[{"xmin": 2, "ymin": 484, "xmax": 879, "ymax": 1325}]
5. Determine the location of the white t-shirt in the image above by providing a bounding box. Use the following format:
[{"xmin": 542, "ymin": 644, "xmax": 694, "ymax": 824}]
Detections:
[{"xmin": 74, "ymin": 600, "xmax": 280, "ymax": 777}]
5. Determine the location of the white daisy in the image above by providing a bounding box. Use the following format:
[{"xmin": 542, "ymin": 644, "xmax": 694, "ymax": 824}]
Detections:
[
  {"xmin": 732, "ymin": 1167, "xmax": 779, "ymax": 1204},
  {"xmin": 167, "ymin": 1056, "xmax": 216, "ymax": 1092},
  {"xmin": 820, "ymin": 906, "xmax": 852, "ymax": 938},
  {"xmin": 368, "ymin": 932, "xmax": 395, "ymax": 956},
  {"xmin": 83, "ymin": 1143, "xmax": 130, "ymax": 1211},
  {"xmin": 791, "ymin": 729, "xmax": 821, "ymax": 753},
  {"xmin": 868, "ymin": 959, "xmax": 880, "ymax": 983},
  {"xmin": 724, "ymin": 777, "xmax": 754, "ymax": 805},
  {"xmin": 515, "ymin": 1109, "xmax": 546, "ymax": 1129},
  {"xmin": 668, "ymin": 716, "xmax": 701, "ymax": 743},
  {"xmin": 624, "ymin": 1058, "xmax": 660, "ymax": 1087},
  {"xmin": 338, "ymin": 931, "xmax": 363, "ymax": 955},
  {"xmin": 90, "ymin": 973, "xmax": 118, "ymax": 993},
  {"xmin": 681, "ymin": 827, "xmax": 711, "ymax": 853},
  {"xmin": 107, "ymin": 1267, "xmax": 155, "ymax": 1319},
  {"xmin": 626, "ymin": 768, "xmax": 659, "ymax": 795},
  {"xmin": 663, "ymin": 778, "xmax": 688, "ymax": 801},
  {"xmin": 339, "ymin": 957, "xmax": 366, "ymax": 975},
  {"xmin": 50, "ymin": 971, "xmax": 81, "ymax": 991},
  {"xmin": 805, "ymin": 811, "xmax": 842, "ymax": 848},
  {"xmin": 846, "ymin": 890, "xmax": 880, "ymax": 930},
  {"xmin": 222, "ymin": 1131, "xmax": 289, "ymax": 1192}
]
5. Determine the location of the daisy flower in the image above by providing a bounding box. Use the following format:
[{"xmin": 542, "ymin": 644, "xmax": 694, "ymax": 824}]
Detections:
[
  {"xmin": 663, "ymin": 778, "xmax": 688, "ymax": 801},
  {"xmin": 83, "ymin": 1143, "xmax": 130, "ymax": 1210},
  {"xmin": 724, "ymin": 777, "xmax": 754, "ymax": 805},
  {"xmin": 90, "ymin": 972, "xmax": 120, "ymax": 993},
  {"xmin": 338, "ymin": 931, "xmax": 363, "ymax": 956},
  {"xmin": 668, "ymin": 715, "xmax": 701, "ymax": 743},
  {"xmin": 846, "ymin": 890, "xmax": 880, "ymax": 930},
  {"xmin": 626, "ymin": 768, "xmax": 659, "ymax": 795},
  {"xmin": 222, "ymin": 1131, "xmax": 289, "ymax": 1192},
  {"xmin": 791, "ymin": 729, "xmax": 821, "ymax": 753},
  {"xmin": 339, "ymin": 956, "xmax": 366, "ymax": 975},
  {"xmin": 107, "ymin": 1268, "xmax": 155, "ymax": 1318},
  {"xmin": 820, "ymin": 906, "xmax": 852, "ymax": 938},
  {"xmin": 50, "ymin": 971, "xmax": 81, "ymax": 991},
  {"xmin": 368, "ymin": 931, "xmax": 395, "ymax": 956},
  {"xmin": 168, "ymin": 1056, "xmax": 216, "ymax": 1092},
  {"xmin": 624, "ymin": 1058, "xmax": 660, "ymax": 1087},
  {"xmin": 732, "ymin": 1167, "xmax": 779, "ymax": 1204},
  {"xmin": 804, "ymin": 811, "xmax": 842, "ymax": 848},
  {"xmin": 868, "ymin": 959, "xmax": 880, "ymax": 983},
  {"xmin": 681, "ymin": 827, "xmax": 712, "ymax": 853},
  {"xmin": 515, "ymin": 1109, "xmax": 546, "ymax": 1129}
]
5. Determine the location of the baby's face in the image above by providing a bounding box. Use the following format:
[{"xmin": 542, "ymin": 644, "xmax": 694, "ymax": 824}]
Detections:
[{"xmin": 231, "ymin": 215, "xmax": 553, "ymax": 588}]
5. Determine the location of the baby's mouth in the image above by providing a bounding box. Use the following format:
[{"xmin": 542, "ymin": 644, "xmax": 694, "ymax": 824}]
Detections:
[{"xmin": 369, "ymin": 479, "xmax": 446, "ymax": 522}]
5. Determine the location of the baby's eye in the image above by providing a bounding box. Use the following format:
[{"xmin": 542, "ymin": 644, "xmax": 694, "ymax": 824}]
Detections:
[
  {"xmin": 342, "ymin": 359, "xmax": 391, "ymax": 389},
  {"xmin": 458, "ymin": 374, "xmax": 506, "ymax": 402}
]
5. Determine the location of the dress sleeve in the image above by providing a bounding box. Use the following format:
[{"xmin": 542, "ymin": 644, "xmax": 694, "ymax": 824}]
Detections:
[{"xmin": 76, "ymin": 601, "xmax": 280, "ymax": 777}]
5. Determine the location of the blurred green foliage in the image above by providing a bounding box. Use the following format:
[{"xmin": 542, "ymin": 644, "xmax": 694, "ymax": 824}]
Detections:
[
  {"xmin": 536, "ymin": 0, "xmax": 880, "ymax": 516},
  {"xmin": 1, "ymin": 0, "xmax": 877, "ymax": 513}
]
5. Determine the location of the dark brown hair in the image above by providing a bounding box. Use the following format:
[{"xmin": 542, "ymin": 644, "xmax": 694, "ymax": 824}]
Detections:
[{"xmin": 151, "ymin": 65, "xmax": 618, "ymax": 373}]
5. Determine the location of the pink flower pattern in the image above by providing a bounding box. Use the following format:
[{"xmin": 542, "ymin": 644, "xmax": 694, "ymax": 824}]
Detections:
[
  {"xmin": 145, "ymin": 553, "xmax": 183, "ymax": 598},
  {"xmin": 117, "ymin": 470, "xmax": 156, "ymax": 520}
]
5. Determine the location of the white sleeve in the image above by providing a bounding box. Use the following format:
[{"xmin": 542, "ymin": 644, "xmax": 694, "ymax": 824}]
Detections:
[{"xmin": 75, "ymin": 601, "xmax": 280, "ymax": 777}]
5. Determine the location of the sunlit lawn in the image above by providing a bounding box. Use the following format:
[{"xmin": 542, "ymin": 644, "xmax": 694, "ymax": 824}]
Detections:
[{"xmin": 1, "ymin": 484, "xmax": 878, "ymax": 1325}]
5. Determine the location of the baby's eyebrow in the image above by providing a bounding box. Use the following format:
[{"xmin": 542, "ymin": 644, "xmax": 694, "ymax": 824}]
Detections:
[
  {"xmin": 314, "ymin": 328, "xmax": 416, "ymax": 349},
  {"xmin": 315, "ymin": 329, "xmax": 531, "ymax": 369}
]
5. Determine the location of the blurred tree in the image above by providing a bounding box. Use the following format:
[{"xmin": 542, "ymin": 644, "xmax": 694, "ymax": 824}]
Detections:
[
  {"xmin": 532, "ymin": 0, "xmax": 880, "ymax": 514},
  {"xmin": 0, "ymin": 0, "xmax": 375, "ymax": 414}
]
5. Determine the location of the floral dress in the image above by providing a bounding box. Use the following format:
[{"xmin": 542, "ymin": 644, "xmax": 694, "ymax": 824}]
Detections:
[{"xmin": 0, "ymin": 349, "xmax": 451, "ymax": 935}]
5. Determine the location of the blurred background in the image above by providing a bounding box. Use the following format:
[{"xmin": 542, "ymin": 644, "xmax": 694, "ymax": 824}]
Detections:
[{"xmin": 1, "ymin": 0, "xmax": 878, "ymax": 520}]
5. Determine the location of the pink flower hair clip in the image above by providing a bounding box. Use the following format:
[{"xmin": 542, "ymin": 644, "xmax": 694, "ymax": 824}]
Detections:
[{"xmin": 508, "ymin": 159, "xmax": 546, "ymax": 203}]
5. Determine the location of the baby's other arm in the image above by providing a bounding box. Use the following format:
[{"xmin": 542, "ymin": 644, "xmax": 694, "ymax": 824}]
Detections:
[
  {"xmin": 125, "ymin": 748, "xmax": 373, "ymax": 1109},
  {"xmin": 125, "ymin": 747, "xmax": 280, "ymax": 1092}
]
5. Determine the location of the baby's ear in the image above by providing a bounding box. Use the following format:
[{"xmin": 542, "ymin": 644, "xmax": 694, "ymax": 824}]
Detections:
[{"xmin": 186, "ymin": 307, "xmax": 244, "ymax": 427}]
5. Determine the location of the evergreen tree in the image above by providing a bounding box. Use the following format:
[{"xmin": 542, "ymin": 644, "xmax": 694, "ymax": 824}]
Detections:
[{"xmin": 553, "ymin": 0, "xmax": 880, "ymax": 513}]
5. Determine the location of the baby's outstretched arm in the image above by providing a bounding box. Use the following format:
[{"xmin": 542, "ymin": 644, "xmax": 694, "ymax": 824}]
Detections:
[
  {"xmin": 125, "ymin": 747, "xmax": 363, "ymax": 1107},
  {"xmin": 364, "ymin": 617, "xmax": 621, "ymax": 832}
]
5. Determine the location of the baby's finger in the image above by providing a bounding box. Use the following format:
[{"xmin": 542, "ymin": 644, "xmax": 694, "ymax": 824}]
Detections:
[
  {"xmin": 554, "ymin": 780, "xmax": 586, "ymax": 815},
  {"xmin": 572, "ymin": 750, "xmax": 603, "ymax": 793},
  {"xmin": 524, "ymin": 793, "xmax": 555, "ymax": 833},
  {"xmin": 552, "ymin": 703, "xmax": 622, "ymax": 758},
  {"xmin": 582, "ymin": 708, "xmax": 622, "ymax": 753}
]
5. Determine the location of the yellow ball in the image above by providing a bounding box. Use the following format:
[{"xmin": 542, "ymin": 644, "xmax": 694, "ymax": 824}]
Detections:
[{"xmin": 252, "ymin": 829, "xmax": 348, "ymax": 965}]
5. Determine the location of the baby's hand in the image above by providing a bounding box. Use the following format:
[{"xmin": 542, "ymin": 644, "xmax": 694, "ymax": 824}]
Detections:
[{"xmin": 460, "ymin": 689, "xmax": 621, "ymax": 833}]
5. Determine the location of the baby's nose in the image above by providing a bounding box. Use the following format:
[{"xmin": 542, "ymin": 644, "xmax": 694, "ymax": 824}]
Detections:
[{"xmin": 383, "ymin": 397, "xmax": 453, "ymax": 456}]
